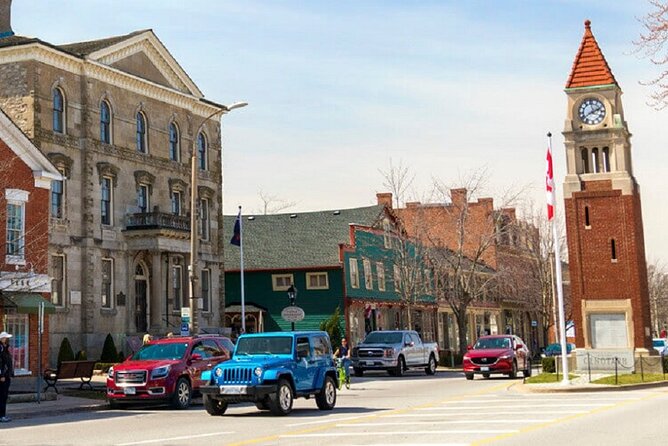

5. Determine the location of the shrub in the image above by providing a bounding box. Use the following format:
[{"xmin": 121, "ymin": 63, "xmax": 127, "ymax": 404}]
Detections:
[
  {"xmin": 663, "ymin": 355, "xmax": 668, "ymax": 374},
  {"xmin": 117, "ymin": 350, "xmax": 127, "ymax": 362},
  {"xmin": 320, "ymin": 307, "xmax": 343, "ymax": 352},
  {"xmin": 75, "ymin": 350, "xmax": 87, "ymax": 360},
  {"xmin": 542, "ymin": 356, "xmax": 556, "ymax": 373},
  {"xmin": 100, "ymin": 333, "xmax": 118, "ymax": 363},
  {"xmin": 57, "ymin": 337, "xmax": 75, "ymax": 365}
]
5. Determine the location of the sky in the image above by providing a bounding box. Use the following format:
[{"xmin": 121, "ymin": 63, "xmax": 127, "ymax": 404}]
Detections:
[{"xmin": 13, "ymin": 1, "xmax": 668, "ymax": 262}]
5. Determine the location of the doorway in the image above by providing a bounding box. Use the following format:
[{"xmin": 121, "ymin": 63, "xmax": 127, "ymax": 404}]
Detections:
[{"xmin": 135, "ymin": 263, "xmax": 148, "ymax": 333}]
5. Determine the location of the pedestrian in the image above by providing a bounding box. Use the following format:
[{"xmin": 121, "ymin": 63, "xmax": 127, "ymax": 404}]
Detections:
[
  {"xmin": 0, "ymin": 331, "xmax": 14, "ymax": 423},
  {"xmin": 660, "ymin": 326, "xmax": 667, "ymax": 339},
  {"xmin": 142, "ymin": 333, "xmax": 152, "ymax": 345}
]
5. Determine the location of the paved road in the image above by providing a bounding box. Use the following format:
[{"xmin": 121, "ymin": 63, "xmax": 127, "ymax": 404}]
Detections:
[{"xmin": 0, "ymin": 371, "xmax": 666, "ymax": 445}]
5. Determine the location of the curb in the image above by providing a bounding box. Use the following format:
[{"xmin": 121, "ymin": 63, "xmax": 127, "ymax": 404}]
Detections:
[
  {"xmin": 8, "ymin": 401, "xmax": 108, "ymax": 421},
  {"xmin": 8, "ymin": 392, "xmax": 58, "ymax": 403},
  {"xmin": 511, "ymin": 379, "xmax": 668, "ymax": 393}
]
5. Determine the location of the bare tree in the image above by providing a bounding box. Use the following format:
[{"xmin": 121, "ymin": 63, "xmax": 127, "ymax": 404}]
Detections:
[
  {"xmin": 256, "ymin": 189, "xmax": 296, "ymax": 215},
  {"xmin": 648, "ymin": 261, "xmax": 668, "ymax": 335},
  {"xmin": 379, "ymin": 158, "xmax": 415, "ymax": 209},
  {"xmin": 634, "ymin": 0, "xmax": 668, "ymax": 109}
]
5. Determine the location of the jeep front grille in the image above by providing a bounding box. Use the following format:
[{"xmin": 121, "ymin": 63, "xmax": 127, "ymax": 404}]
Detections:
[
  {"xmin": 221, "ymin": 367, "xmax": 254, "ymax": 384},
  {"xmin": 116, "ymin": 370, "xmax": 147, "ymax": 385}
]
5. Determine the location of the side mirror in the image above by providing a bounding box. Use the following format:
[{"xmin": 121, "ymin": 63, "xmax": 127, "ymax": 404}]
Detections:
[
  {"xmin": 405, "ymin": 341, "xmax": 414, "ymax": 347},
  {"xmin": 466, "ymin": 345, "xmax": 472, "ymax": 351}
]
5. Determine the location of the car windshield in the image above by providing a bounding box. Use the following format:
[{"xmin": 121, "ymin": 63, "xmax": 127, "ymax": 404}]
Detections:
[
  {"xmin": 653, "ymin": 340, "xmax": 666, "ymax": 348},
  {"xmin": 362, "ymin": 332, "xmax": 403, "ymax": 344},
  {"xmin": 235, "ymin": 336, "xmax": 293, "ymax": 355},
  {"xmin": 131, "ymin": 342, "xmax": 188, "ymax": 360},
  {"xmin": 474, "ymin": 337, "xmax": 511, "ymax": 350}
]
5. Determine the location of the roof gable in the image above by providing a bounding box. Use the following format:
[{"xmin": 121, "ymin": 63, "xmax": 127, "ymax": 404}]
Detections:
[
  {"xmin": 60, "ymin": 30, "xmax": 202, "ymax": 97},
  {"xmin": 566, "ymin": 20, "xmax": 617, "ymax": 89}
]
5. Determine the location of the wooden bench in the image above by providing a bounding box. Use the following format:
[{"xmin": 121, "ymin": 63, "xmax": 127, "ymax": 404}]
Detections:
[{"xmin": 43, "ymin": 360, "xmax": 97, "ymax": 393}]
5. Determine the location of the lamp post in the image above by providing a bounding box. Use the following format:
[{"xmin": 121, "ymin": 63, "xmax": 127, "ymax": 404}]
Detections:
[
  {"xmin": 189, "ymin": 101, "xmax": 247, "ymax": 335},
  {"xmin": 287, "ymin": 285, "xmax": 297, "ymax": 331}
]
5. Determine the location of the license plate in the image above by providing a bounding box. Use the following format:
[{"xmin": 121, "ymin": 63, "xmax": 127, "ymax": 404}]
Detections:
[
  {"xmin": 220, "ymin": 385, "xmax": 247, "ymax": 395},
  {"xmin": 480, "ymin": 366, "xmax": 490, "ymax": 372},
  {"xmin": 123, "ymin": 387, "xmax": 136, "ymax": 395},
  {"xmin": 365, "ymin": 361, "xmax": 374, "ymax": 366}
]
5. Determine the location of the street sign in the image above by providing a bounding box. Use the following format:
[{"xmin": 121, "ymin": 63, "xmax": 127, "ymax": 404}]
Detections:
[
  {"xmin": 181, "ymin": 307, "xmax": 191, "ymax": 336},
  {"xmin": 531, "ymin": 320, "xmax": 538, "ymax": 327},
  {"xmin": 180, "ymin": 322, "xmax": 190, "ymax": 336},
  {"xmin": 281, "ymin": 306, "xmax": 305, "ymax": 323}
]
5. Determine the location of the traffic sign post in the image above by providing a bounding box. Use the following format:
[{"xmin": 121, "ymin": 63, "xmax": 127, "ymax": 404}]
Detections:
[{"xmin": 181, "ymin": 308, "xmax": 191, "ymax": 336}]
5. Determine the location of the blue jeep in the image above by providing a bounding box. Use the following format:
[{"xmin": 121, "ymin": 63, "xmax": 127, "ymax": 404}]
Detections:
[{"xmin": 200, "ymin": 331, "xmax": 338, "ymax": 416}]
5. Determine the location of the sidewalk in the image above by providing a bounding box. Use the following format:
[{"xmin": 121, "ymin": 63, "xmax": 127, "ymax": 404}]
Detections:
[{"xmin": 6, "ymin": 375, "xmax": 108, "ymax": 421}]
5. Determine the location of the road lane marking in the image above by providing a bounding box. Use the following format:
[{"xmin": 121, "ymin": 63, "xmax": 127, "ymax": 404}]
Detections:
[
  {"xmin": 281, "ymin": 430, "xmax": 519, "ymax": 438},
  {"xmin": 386, "ymin": 411, "xmax": 589, "ymax": 417},
  {"xmin": 287, "ymin": 415, "xmax": 369, "ymax": 427},
  {"xmin": 444, "ymin": 397, "xmax": 639, "ymax": 402},
  {"xmin": 416, "ymin": 403, "xmax": 612, "ymax": 409},
  {"xmin": 114, "ymin": 432, "xmax": 233, "ymax": 445},
  {"xmin": 471, "ymin": 390, "xmax": 667, "ymax": 445},
  {"xmin": 338, "ymin": 420, "xmax": 551, "ymax": 426}
]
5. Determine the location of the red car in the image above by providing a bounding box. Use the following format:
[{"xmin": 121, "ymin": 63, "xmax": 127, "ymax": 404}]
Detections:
[
  {"xmin": 463, "ymin": 335, "xmax": 531, "ymax": 380},
  {"xmin": 107, "ymin": 335, "xmax": 233, "ymax": 409}
]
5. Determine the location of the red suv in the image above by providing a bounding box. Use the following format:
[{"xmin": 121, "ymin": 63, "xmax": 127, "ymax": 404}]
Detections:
[
  {"xmin": 106, "ymin": 335, "xmax": 233, "ymax": 409},
  {"xmin": 463, "ymin": 335, "xmax": 531, "ymax": 380}
]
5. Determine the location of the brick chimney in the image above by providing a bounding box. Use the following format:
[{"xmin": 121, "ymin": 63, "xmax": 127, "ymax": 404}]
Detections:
[
  {"xmin": 450, "ymin": 188, "xmax": 467, "ymax": 207},
  {"xmin": 376, "ymin": 192, "xmax": 393, "ymax": 209},
  {"xmin": 0, "ymin": 0, "xmax": 13, "ymax": 38}
]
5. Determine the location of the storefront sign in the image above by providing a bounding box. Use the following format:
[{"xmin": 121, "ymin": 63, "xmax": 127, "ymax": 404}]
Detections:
[{"xmin": 281, "ymin": 306, "xmax": 305, "ymax": 322}]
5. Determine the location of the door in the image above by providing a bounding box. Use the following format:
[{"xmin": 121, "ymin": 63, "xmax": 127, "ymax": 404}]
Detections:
[
  {"xmin": 294, "ymin": 337, "xmax": 316, "ymax": 391},
  {"xmin": 134, "ymin": 263, "xmax": 148, "ymax": 333}
]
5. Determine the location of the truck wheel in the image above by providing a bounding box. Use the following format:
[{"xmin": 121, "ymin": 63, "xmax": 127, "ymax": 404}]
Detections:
[
  {"xmin": 315, "ymin": 376, "xmax": 337, "ymax": 410},
  {"xmin": 509, "ymin": 361, "xmax": 518, "ymax": 379},
  {"xmin": 268, "ymin": 378, "xmax": 293, "ymax": 416},
  {"xmin": 203, "ymin": 395, "xmax": 227, "ymax": 416},
  {"xmin": 425, "ymin": 355, "xmax": 437, "ymax": 375},
  {"xmin": 465, "ymin": 372, "xmax": 474, "ymax": 380},
  {"xmin": 171, "ymin": 377, "xmax": 192, "ymax": 410},
  {"xmin": 395, "ymin": 356, "xmax": 406, "ymax": 377},
  {"xmin": 353, "ymin": 368, "xmax": 364, "ymax": 377}
]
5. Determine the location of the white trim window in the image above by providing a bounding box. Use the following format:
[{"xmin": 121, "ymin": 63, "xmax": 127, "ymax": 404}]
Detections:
[
  {"xmin": 102, "ymin": 258, "xmax": 114, "ymax": 308},
  {"xmin": 199, "ymin": 198, "xmax": 210, "ymax": 241},
  {"xmin": 423, "ymin": 269, "xmax": 432, "ymax": 293},
  {"xmin": 53, "ymin": 88, "xmax": 65, "ymax": 134},
  {"xmin": 197, "ymin": 132, "xmax": 207, "ymax": 170},
  {"xmin": 51, "ymin": 174, "xmax": 64, "ymax": 219},
  {"xmin": 306, "ymin": 272, "xmax": 329, "ymax": 290},
  {"xmin": 394, "ymin": 264, "xmax": 401, "ymax": 292},
  {"xmin": 201, "ymin": 268, "xmax": 211, "ymax": 312},
  {"xmin": 51, "ymin": 254, "xmax": 65, "ymax": 306},
  {"xmin": 137, "ymin": 184, "xmax": 150, "ymax": 214},
  {"xmin": 272, "ymin": 274, "xmax": 293, "ymax": 291},
  {"xmin": 349, "ymin": 258, "xmax": 359, "ymax": 289},
  {"xmin": 100, "ymin": 176, "xmax": 113, "ymax": 225},
  {"xmin": 377, "ymin": 262, "xmax": 386, "ymax": 292},
  {"xmin": 5, "ymin": 189, "xmax": 28, "ymax": 265},
  {"xmin": 171, "ymin": 190, "xmax": 182, "ymax": 215},
  {"xmin": 363, "ymin": 259, "xmax": 373, "ymax": 290}
]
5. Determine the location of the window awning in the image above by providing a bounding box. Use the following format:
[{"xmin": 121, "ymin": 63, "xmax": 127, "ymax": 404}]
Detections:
[{"xmin": 1, "ymin": 293, "xmax": 56, "ymax": 314}]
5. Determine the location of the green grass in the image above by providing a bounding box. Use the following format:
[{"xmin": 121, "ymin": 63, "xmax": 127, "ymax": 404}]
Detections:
[
  {"xmin": 591, "ymin": 373, "xmax": 667, "ymax": 385},
  {"xmin": 525, "ymin": 373, "xmax": 578, "ymax": 384}
]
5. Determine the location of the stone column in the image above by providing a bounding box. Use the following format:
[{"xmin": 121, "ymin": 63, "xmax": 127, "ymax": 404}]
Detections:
[{"xmin": 150, "ymin": 252, "xmax": 163, "ymax": 332}]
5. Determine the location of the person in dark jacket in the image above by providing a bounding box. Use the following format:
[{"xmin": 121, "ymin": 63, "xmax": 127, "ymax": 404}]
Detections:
[{"xmin": 0, "ymin": 331, "xmax": 14, "ymax": 422}]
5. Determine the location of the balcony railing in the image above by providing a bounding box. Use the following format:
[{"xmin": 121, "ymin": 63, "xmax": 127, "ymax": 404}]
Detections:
[{"xmin": 124, "ymin": 212, "xmax": 190, "ymax": 232}]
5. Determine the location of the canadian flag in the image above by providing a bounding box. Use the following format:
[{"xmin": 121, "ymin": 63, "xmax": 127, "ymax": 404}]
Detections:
[{"xmin": 546, "ymin": 145, "xmax": 555, "ymax": 221}]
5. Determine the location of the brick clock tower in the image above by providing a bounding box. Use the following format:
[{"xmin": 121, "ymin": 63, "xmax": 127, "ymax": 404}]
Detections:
[{"xmin": 562, "ymin": 20, "xmax": 653, "ymax": 359}]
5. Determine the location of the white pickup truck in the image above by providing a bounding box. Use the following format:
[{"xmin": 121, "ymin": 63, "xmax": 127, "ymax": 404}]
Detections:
[{"xmin": 351, "ymin": 330, "xmax": 439, "ymax": 377}]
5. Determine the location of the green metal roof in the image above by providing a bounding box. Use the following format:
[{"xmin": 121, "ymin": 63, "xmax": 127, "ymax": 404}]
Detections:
[
  {"xmin": 224, "ymin": 205, "xmax": 386, "ymax": 270},
  {"xmin": 0, "ymin": 293, "xmax": 55, "ymax": 314}
]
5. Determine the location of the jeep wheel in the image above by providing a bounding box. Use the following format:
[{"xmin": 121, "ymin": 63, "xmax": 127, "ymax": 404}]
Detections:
[
  {"xmin": 268, "ymin": 379, "xmax": 293, "ymax": 416},
  {"xmin": 465, "ymin": 372, "xmax": 474, "ymax": 380},
  {"xmin": 203, "ymin": 395, "xmax": 227, "ymax": 416},
  {"xmin": 315, "ymin": 376, "xmax": 337, "ymax": 410},
  {"xmin": 353, "ymin": 368, "xmax": 364, "ymax": 377},
  {"xmin": 425, "ymin": 355, "xmax": 437, "ymax": 375},
  {"xmin": 255, "ymin": 400, "xmax": 270, "ymax": 411},
  {"xmin": 171, "ymin": 377, "xmax": 192, "ymax": 410},
  {"xmin": 508, "ymin": 360, "xmax": 518, "ymax": 379}
]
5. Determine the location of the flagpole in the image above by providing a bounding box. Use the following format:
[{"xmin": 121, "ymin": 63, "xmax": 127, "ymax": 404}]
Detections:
[
  {"xmin": 239, "ymin": 205, "xmax": 246, "ymax": 334},
  {"xmin": 547, "ymin": 132, "xmax": 570, "ymax": 385}
]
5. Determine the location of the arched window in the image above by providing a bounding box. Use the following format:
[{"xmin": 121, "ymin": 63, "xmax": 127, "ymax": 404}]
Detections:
[
  {"xmin": 169, "ymin": 122, "xmax": 180, "ymax": 161},
  {"xmin": 136, "ymin": 112, "xmax": 147, "ymax": 153},
  {"xmin": 100, "ymin": 101, "xmax": 111, "ymax": 144},
  {"xmin": 602, "ymin": 147, "xmax": 610, "ymax": 172},
  {"xmin": 581, "ymin": 148, "xmax": 589, "ymax": 173},
  {"xmin": 197, "ymin": 132, "xmax": 207, "ymax": 170},
  {"xmin": 591, "ymin": 148, "xmax": 599, "ymax": 173},
  {"xmin": 53, "ymin": 88, "xmax": 64, "ymax": 133}
]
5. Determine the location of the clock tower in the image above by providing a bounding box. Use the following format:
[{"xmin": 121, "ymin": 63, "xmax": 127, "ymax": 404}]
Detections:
[{"xmin": 563, "ymin": 20, "xmax": 653, "ymax": 356}]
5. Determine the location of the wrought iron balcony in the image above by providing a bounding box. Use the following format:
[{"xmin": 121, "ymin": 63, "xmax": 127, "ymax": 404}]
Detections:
[{"xmin": 124, "ymin": 212, "xmax": 190, "ymax": 232}]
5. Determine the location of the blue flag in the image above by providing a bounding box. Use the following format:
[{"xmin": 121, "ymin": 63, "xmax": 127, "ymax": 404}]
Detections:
[{"xmin": 230, "ymin": 211, "xmax": 241, "ymax": 246}]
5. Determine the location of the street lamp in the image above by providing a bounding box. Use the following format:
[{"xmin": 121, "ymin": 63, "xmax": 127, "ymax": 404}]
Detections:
[
  {"xmin": 287, "ymin": 285, "xmax": 297, "ymax": 331},
  {"xmin": 189, "ymin": 101, "xmax": 247, "ymax": 335}
]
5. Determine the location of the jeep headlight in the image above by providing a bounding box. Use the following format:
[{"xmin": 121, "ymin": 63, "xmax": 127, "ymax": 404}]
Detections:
[
  {"xmin": 254, "ymin": 367, "xmax": 263, "ymax": 377},
  {"xmin": 215, "ymin": 367, "xmax": 223, "ymax": 377},
  {"xmin": 150, "ymin": 365, "xmax": 171, "ymax": 380}
]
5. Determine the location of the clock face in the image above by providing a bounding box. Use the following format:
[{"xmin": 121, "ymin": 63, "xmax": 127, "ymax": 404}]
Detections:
[{"xmin": 578, "ymin": 98, "xmax": 606, "ymax": 125}]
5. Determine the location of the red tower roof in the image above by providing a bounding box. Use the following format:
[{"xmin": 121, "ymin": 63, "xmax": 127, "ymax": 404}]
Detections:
[{"xmin": 565, "ymin": 20, "xmax": 617, "ymax": 89}]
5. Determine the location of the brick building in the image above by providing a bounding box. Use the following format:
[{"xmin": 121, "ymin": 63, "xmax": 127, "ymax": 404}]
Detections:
[
  {"xmin": 562, "ymin": 20, "xmax": 653, "ymax": 353},
  {"xmin": 0, "ymin": 1, "xmax": 232, "ymax": 361},
  {"xmin": 0, "ymin": 107, "xmax": 62, "ymax": 375}
]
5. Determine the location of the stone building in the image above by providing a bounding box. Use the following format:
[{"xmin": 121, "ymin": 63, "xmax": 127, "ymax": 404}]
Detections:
[{"xmin": 0, "ymin": 1, "xmax": 230, "ymax": 361}]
